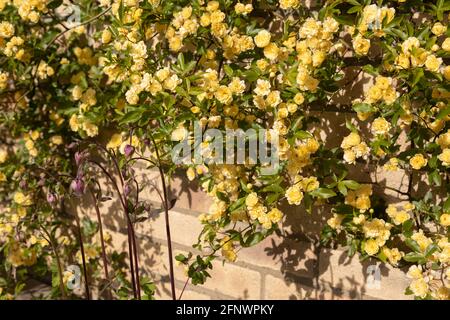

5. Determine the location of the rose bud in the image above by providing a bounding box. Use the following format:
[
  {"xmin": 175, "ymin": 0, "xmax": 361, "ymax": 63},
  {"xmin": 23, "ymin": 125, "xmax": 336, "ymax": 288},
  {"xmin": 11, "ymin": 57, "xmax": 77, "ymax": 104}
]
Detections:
[
  {"xmin": 124, "ymin": 144, "xmax": 134, "ymax": 157},
  {"xmin": 70, "ymin": 178, "xmax": 85, "ymax": 196}
]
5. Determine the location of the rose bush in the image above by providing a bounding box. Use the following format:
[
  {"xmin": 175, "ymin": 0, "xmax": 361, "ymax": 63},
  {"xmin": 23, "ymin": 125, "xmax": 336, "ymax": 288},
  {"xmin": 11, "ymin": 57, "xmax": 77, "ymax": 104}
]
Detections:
[{"xmin": 0, "ymin": 0, "xmax": 449, "ymax": 300}]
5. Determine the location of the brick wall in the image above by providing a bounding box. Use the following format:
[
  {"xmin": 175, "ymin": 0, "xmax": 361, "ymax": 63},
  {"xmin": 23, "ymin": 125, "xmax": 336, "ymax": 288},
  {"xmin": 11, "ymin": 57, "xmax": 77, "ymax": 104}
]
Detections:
[{"xmin": 74, "ymin": 120, "xmax": 413, "ymax": 300}]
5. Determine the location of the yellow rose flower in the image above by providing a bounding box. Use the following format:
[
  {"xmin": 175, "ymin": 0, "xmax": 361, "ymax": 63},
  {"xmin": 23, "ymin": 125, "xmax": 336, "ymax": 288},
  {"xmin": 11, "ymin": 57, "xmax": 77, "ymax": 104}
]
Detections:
[
  {"xmin": 410, "ymin": 278, "xmax": 429, "ymax": 298},
  {"xmin": 0, "ymin": 148, "xmax": 7, "ymax": 163},
  {"xmin": 425, "ymin": 54, "xmax": 442, "ymax": 72},
  {"xmin": 371, "ymin": 117, "xmax": 391, "ymax": 136},
  {"xmin": 431, "ymin": 22, "xmax": 447, "ymax": 36},
  {"xmin": 215, "ymin": 85, "xmax": 233, "ymax": 105},
  {"xmin": 186, "ymin": 167, "xmax": 196, "ymax": 181},
  {"xmin": 107, "ymin": 133, "xmax": 123, "ymax": 149},
  {"xmin": 327, "ymin": 213, "xmax": 344, "ymax": 229},
  {"xmin": 101, "ymin": 29, "xmax": 112, "ymax": 44},
  {"xmin": 438, "ymin": 148, "xmax": 450, "ymax": 166},
  {"xmin": 364, "ymin": 239, "xmax": 379, "ymax": 256},
  {"xmin": 352, "ymin": 34, "xmax": 370, "ymax": 55},
  {"xmin": 444, "ymin": 66, "xmax": 450, "ymax": 81},
  {"xmin": 440, "ymin": 213, "xmax": 450, "ymax": 227},
  {"xmin": 254, "ymin": 30, "xmax": 271, "ymax": 48},
  {"xmin": 442, "ymin": 38, "xmax": 450, "ymax": 52},
  {"xmin": 263, "ymin": 43, "xmax": 280, "ymax": 60},
  {"xmin": 245, "ymin": 192, "xmax": 259, "ymax": 208},
  {"xmin": 279, "ymin": 0, "xmax": 300, "ymax": 10},
  {"xmin": 341, "ymin": 132, "xmax": 361, "ymax": 149},
  {"xmin": 0, "ymin": 21, "xmax": 14, "ymax": 38},
  {"xmin": 285, "ymin": 185, "xmax": 303, "ymax": 205},
  {"xmin": 409, "ymin": 154, "xmax": 428, "ymax": 170},
  {"xmin": 50, "ymin": 135, "xmax": 63, "ymax": 145},
  {"xmin": 268, "ymin": 208, "xmax": 283, "ymax": 223},
  {"xmin": 14, "ymin": 192, "xmax": 32, "ymax": 206}
]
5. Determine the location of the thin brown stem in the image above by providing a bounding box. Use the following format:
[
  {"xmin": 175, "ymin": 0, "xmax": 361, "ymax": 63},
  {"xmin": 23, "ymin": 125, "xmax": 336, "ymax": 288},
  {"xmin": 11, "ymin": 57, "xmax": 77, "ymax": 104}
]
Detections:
[
  {"xmin": 74, "ymin": 211, "xmax": 91, "ymax": 300},
  {"xmin": 89, "ymin": 187, "xmax": 111, "ymax": 299},
  {"xmin": 39, "ymin": 224, "xmax": 67, "ymax": 300},
  {"xmin": 148, "ymin": 134, "xmax": 176, "ymax": 300}
]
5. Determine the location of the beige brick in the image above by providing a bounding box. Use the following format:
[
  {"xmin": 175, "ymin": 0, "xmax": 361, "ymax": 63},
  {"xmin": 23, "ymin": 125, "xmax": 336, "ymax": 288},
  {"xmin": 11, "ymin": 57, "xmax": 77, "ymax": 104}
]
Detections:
[
  {"xmin": 318, "ymin": 248, "xmax": 411, "ymax": 300},
  {"xmin": 238, "ymin": 235, "xmax": 317, "ymax": 279},
  {"xmin": 135, "ymin": 210, "xmax": 203, "ymax": 247},
  {"xmin": 135, "ymin": 167, "xmax": 212, "ymax": 213},
  {"xmin": 180, "ymin": 289, "xmax": 211, "ymax": 300},
  {"xmin": 264, "ymin": 275, "xmax": 314, "ymax": 300},
  {"xmin": 203, "ymin": 261, "xmax": 262, "ymax": 299}
]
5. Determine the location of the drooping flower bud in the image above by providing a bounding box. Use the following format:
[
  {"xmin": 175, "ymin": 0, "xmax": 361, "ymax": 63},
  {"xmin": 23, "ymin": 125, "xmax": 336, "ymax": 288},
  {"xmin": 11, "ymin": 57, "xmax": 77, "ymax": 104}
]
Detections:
[
  {"xmin": 19, "ymin": 180, "xmax": 28, "ymax": 189},
  {"xmin": 38, "ymin": 178, "xmax": 45, "ymax": 187},
  {"xmin": 67, "ymin": 142, "xmax": 78, "ymax": 149},
  {"xmin": 47, "ymin": 192, "xmax": 57, "ymax": 204},
  {"xmin": 124, "ymin": 144, "xmax": 135, "ymax": 157},
  {"xmin": 70, "ymin": 178, "xmax": 85, "ymax": 196},
  {"xmin": 123, "ymin": 184, "xmax": 131, "ymax": 197},
  {"xmin": 74, "ymin": 152, "xmax": 83, "ymax": 166}
]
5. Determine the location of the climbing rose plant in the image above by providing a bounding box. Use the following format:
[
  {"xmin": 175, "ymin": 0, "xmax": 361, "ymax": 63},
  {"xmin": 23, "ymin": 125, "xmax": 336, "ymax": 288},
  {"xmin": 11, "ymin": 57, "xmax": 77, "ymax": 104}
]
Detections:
[{"xmin": 0, "ymin": 0, "xmax": 449, "ymax": 300}]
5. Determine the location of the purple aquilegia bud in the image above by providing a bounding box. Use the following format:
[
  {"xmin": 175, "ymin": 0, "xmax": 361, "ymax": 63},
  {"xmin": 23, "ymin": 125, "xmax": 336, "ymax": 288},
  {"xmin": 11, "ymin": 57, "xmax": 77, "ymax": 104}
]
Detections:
[
  {"xmin": 124, "ymin": 144, "xmax": 134, "ymax": 158},
  {"xmin": 74, "ymin": 151, "xmax": 83, "ymax": 166},
  {"xmin": 47, "ymin": 192, "xmax": 57, "ymax": 204},
  {"xmin": 38, "ymin": 178, "xmax": 46, "ymax": 187},
  {"xmin": 67, "ymin": 142, "xmax": 78, "ymax": 150},
  {"xmin": 123, "ymin": 184, "xmax": 131, "ymax": 197},
  {"xmin": 70, "ymin": 178, "xmax": 85, "ymax": 196},
  {"xmin": 19, "ymin": 180, "xmax": 28, "ymax": 189},
  {"xmin": 143, "ymin": 138, "xmax": 150, "ymax": 146}
]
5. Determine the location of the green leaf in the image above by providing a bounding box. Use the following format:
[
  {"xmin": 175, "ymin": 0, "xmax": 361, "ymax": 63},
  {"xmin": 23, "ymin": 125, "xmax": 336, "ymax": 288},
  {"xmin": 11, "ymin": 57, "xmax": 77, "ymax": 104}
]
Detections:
[
  {"xmin": 443, "ymin": 198, "xmax": 450, "ymax": 212},
  {"xmin": 224, "ymin": 65, "xmax": 234, "ymax": 77},
  {"xmin": 342, "ymin": 180, "xmax": 360, "ymax": 190},
  {"xmin": 244, "ymin": 232, "xmax": 264, "ymax": 247},
  {"xmin": 228, "ymin": 197, "xmax": 245, "ymax": 212},
  {"xmin": 436, "ymin": 106, "xmax": 450, "ymax": 120},
  {"xmin": 266, "ymin": 193, "xmax": 280, "ymax": 204},
  {"xmin": 261, "ymin": 184, "xmax": 284, "ymax": 194},
  {"xmin": 337, "ymin": 182, "xmax": 347, "ymax": 196},
  {"xmin": 310, "ymin": 188, "xmax": 337, "ymax": 199},
  {"xmin": 405, "ymin": 238, "xmax": 421, "ymax": 253},
  {"xmin": 120, "ymin": 109, "xmax": 144, "ymax": 124},
  {"xmin": 294, "ymin": 130, "xmax": 313, "ymax": 140},
  {"xmin": 47, "ymin": 0, "xmax": 63, "ymax": 9},
  {"xmin": 411, "ymin": 68, "xmax": 424, "ymax": 87},
  {"xmin": 216, "ymin": 191, "xmax": 229, "ymax": 203},
  {"xmin": 428, "ymin": 170, "xmax": 441, "ymax": 187},
  {"xmin": 352, "ymin": 103, "xmax": 375, "ymax": 113},
  {"xmin": 402, "ymin": 219, "xmax": 414, "ymax": 237},
  {"xmin": 346, "ymin": 0, "xmax": 361, "ymax": 5},
  {"xmin": 175, "ymin": 254, "xmax": 187, "ymax": 263},
  {"xmin": 177, "ymin": 53, "xmax": 185, "ymax": 70},
  {"xmin": 403, "ymin": 252, "xmax": 426, "ymax": 263},
  {"xmin": 347, "ymin": 5, "xmax": 361, "ymax": 14},
  {"xmin": 424, "ymin": 244, "xmax": 439, "ymax": 258}
]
